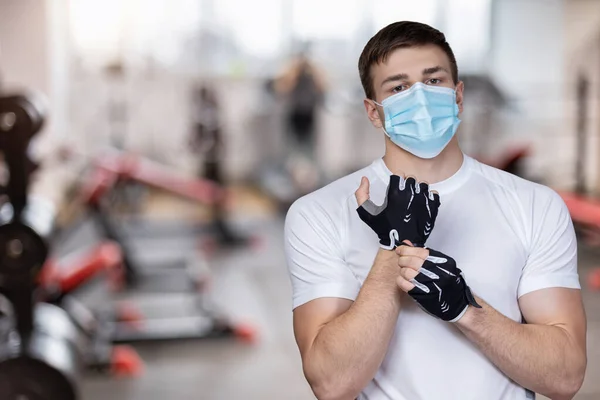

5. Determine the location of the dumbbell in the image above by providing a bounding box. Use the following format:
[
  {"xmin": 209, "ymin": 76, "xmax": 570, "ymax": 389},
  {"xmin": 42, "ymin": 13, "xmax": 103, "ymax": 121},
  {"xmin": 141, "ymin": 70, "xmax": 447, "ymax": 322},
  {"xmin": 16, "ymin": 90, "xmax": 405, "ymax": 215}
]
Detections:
[
  {"xmin": 0, "ymin": 196, "xmax": 80, "ymax": 400},
  {"xmin": 0, "ymin": 302, "xmax": 81, "ymax": 400},
  {"xmin": 0, "ymin": 92, "xmax": 45, "ymax": 138}
]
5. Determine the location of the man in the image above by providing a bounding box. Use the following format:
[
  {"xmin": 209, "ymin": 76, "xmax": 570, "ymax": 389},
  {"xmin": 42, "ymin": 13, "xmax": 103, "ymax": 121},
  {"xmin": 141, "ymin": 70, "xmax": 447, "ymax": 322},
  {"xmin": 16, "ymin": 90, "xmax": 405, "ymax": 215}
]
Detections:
[
  {"xmin": 284, "ymin": 21, "xmax": 587, "ymax": 400},
  {"xmin": 275, "ymin": 50, "xmax": 327, "ymax": 160}
]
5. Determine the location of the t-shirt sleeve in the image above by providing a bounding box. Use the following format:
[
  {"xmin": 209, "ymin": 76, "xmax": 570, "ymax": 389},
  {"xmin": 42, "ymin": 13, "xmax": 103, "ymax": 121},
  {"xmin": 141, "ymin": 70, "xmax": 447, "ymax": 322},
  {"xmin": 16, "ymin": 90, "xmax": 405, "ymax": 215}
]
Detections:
[
  {"xmin": 284, "ymin": 199, "xmax": 361, "ymax": 310},
  {"xmin": 517, "ymin": 189, "xmax": 580, "ymax": 298}
]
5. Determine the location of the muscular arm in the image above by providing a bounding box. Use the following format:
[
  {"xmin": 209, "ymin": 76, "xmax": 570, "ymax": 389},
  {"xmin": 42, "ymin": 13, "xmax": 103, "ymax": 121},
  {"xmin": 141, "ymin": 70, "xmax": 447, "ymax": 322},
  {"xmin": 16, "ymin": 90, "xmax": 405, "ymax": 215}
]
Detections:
[
  {"xmin": 456, "ymin": 288, "xmax": 587, "ymax": 399},
  {"xmin": 294, "ymin": 249, "xmax": 402, "ymax": 400}
]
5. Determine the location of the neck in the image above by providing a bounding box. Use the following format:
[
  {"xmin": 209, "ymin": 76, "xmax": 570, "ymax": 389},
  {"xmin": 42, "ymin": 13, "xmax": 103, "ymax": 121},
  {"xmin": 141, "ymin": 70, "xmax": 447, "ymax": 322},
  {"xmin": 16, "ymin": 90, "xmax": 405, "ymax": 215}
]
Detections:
[{"xmin": 382, "ymin": 136, "xmax": 464, "ymax": 184}]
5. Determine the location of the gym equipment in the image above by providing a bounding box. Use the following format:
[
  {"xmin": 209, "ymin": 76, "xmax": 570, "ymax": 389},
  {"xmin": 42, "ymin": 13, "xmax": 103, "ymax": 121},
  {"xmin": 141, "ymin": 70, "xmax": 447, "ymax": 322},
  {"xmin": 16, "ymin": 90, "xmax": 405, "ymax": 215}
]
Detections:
[
  {"xmin": 190, "ymin": 85, "xmax": 249, "ymax": 246},
  {"xmin": 73, "ymin": 162, "xmax": 256, "ymax": 343},
  {"xmin": 0, "ymin": 92, "xmax": 141, "ymax": 400},
  {"xmin": 61, "ymin": 84, "xmax": 252, "ymax": 250},
  {"xmin": 0, "ymin": 92, "xmax": 82, "ymax": 399},
  {"xmin": 65, "ymin": 147, "xmax": 254, "ymax": 251}
]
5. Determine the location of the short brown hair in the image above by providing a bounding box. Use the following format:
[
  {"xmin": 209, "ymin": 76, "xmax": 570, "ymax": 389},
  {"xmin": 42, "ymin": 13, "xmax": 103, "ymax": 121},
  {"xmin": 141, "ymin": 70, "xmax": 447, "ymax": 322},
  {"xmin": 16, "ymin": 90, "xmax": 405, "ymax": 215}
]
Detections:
[{"xmin": 358, "ymin": 21, "xmax": 458, "ymax": 100}]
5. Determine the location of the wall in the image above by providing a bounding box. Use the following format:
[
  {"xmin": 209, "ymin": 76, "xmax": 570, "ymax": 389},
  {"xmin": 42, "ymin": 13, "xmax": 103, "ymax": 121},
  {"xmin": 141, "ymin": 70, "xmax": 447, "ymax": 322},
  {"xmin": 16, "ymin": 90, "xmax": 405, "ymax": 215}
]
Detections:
[
  {"xmin": 0, "ymin": 0, "xmax": 49, "ymax": 93},
  {"xmin": 0, "ymin": 0, "xmax": 70, "ymax": 146}
]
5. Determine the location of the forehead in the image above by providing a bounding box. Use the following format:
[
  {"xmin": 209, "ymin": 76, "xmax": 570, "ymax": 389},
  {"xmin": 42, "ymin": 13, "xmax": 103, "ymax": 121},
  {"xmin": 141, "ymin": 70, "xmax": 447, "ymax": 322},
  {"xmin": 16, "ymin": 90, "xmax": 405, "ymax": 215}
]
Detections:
[{"xmin": 371, "ymin": 44, "xmax": 451, "ymax": 83}]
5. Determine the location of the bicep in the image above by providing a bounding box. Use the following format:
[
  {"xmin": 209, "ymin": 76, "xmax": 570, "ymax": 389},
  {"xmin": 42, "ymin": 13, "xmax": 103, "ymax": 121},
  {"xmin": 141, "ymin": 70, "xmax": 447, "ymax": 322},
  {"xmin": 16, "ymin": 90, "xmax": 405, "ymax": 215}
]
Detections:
[
  {"xmin": 293, "ymin": 298, "xmax": 353, "ymax": 359},
  {"xmin": 519, "ymin": 288, "xmax": 586, "ymax": 351}
]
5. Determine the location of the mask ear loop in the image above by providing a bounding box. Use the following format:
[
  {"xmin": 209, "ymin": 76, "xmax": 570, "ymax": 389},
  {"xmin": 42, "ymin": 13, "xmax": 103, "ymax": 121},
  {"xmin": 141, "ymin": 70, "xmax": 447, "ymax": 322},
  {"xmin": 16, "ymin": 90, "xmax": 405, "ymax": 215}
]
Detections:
[{"xmin": 370, "ymin": 99, "xmax": 390, "ymax": 138}]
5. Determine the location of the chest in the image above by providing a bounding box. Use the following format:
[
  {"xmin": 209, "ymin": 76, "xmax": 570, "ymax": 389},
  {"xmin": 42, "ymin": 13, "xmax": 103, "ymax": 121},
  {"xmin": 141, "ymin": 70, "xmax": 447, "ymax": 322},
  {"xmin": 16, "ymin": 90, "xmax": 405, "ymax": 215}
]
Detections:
[{"xmin": 345, "ymin": 192, "xmax": 528, "ymax": 318}]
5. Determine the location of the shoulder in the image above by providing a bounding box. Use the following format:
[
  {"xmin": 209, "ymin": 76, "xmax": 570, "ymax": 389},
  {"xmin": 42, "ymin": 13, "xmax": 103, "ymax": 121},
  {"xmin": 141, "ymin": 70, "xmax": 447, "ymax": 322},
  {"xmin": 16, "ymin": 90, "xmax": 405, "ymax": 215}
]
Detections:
[
  {"xmin": 469, "ymin": 157, "xmax": 562, "ymax": 208},
  {"xmin": 468, "ymin": 159, "xmax": 569, "ymax": 250}
]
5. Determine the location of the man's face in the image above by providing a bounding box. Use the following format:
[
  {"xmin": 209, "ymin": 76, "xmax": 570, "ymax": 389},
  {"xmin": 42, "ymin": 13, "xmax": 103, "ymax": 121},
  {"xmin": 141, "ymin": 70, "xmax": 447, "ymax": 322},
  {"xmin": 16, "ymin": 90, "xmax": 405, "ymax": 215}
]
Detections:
[{"xmin": 364, "ymin": 44, "xmax": 464, "ymax": 129}]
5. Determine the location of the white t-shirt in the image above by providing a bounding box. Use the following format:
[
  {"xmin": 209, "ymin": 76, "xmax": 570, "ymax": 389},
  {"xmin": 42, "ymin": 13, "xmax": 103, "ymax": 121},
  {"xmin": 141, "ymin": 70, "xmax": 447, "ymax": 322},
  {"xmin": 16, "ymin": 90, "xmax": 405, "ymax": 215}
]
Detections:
[{"xmin": 284, "ymin": 154, "xmax": 580, "ymax": 400}]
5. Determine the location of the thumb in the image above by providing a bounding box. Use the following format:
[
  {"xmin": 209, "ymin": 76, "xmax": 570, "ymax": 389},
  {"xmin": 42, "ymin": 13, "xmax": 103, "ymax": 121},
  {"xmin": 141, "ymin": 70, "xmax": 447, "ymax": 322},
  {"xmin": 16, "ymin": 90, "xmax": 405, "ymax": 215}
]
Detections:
[{"xmin": 355, "ymin": 176, "xmax": 370, "ymax": 206}]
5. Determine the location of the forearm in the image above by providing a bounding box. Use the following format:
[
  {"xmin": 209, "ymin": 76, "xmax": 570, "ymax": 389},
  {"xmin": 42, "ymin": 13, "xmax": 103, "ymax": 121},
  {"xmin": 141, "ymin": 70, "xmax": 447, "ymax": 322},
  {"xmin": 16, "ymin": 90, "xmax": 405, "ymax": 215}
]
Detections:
[
  {"xmin": 306, "ymin": 249, "xmax": 402, "ymax": 399},
  {"xmin": 457, "ymin": 297, "xmax": 586, "ymax": 399}
]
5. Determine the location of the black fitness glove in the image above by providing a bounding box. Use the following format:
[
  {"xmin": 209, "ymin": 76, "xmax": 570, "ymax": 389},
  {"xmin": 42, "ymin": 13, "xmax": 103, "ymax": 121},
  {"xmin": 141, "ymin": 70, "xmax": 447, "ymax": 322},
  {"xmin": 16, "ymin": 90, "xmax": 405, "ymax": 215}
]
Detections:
[
  {"xmin": 357, "ymin": 175, "xmax": 440, "ymax": 249},
  {"xmin": 408, "ymin": 248, "xmax": 481, "ymax": 322}
]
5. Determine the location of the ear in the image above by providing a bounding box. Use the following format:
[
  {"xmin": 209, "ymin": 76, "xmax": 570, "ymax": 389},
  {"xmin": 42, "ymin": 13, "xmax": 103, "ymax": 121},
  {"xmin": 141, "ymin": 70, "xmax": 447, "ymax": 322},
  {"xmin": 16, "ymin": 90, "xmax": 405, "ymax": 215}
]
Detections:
[
  {"xmin": 363, "ymin": 98, "xmax": 384, "ymax": 129},
  {"xmin": 455, "ymin": 81, "xmax": 465, "ymax": 113}
]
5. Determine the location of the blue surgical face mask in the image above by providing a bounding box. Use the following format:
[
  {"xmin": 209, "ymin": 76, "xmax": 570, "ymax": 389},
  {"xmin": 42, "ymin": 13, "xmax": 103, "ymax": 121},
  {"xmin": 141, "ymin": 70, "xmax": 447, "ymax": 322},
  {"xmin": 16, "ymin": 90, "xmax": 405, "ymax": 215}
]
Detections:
[{"xmin": 374, "ymin": 82, "xmax": 461, "ymax": 159}]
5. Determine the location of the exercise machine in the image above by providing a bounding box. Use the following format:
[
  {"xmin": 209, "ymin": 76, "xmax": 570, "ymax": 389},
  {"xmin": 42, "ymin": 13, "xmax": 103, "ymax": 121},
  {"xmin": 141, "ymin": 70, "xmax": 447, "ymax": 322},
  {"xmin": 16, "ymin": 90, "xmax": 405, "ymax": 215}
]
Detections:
[
  {"xmin": 189, "ymin": 84, "xmax": 250, "ymax": 246},
  {"xmin": 73, "ymin": 160, "xmax": 256, "ymax": 342}
]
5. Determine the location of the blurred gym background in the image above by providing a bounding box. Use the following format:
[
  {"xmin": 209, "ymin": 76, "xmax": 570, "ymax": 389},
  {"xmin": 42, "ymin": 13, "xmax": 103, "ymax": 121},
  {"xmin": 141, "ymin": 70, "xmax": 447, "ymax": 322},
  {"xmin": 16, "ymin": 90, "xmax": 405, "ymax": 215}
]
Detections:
[{"xmin": 0, "ymin": 0, "xmax": 599, "ymax": 399}]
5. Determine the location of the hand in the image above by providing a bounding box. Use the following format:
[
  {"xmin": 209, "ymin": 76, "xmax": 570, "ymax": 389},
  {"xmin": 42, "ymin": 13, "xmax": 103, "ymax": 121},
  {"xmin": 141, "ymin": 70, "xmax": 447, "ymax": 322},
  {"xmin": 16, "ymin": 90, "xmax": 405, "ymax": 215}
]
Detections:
[
  {"xmin": 355, "ymin": 175, "xmax": 440, "ymax": 249},
  {"xmin": 395, "ymin": 243, "xmax": 481, "ymax": 322}
]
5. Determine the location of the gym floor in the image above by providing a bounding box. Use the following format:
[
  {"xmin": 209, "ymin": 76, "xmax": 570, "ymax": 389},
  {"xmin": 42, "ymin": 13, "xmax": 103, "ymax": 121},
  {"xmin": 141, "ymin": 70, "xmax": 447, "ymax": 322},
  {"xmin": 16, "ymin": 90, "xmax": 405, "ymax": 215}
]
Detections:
[{"xmin": 72, "ymin": 190, "xmax": 600, "ymax": 400}]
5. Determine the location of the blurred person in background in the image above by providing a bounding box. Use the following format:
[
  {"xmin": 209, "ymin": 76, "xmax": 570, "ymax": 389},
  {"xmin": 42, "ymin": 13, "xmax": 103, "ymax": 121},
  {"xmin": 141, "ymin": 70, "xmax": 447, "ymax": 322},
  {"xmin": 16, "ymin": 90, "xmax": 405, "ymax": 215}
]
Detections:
[
  {"xmin": 275, "ymin": 48, "xmax": 327, "ymax": 159},
  {"xmin": 284, "ymin": 21, "xmax": 586, "ymax": 400},
  {"xmin": 275, "ymin": 48, "xmax": 327, "ymax": 193}
]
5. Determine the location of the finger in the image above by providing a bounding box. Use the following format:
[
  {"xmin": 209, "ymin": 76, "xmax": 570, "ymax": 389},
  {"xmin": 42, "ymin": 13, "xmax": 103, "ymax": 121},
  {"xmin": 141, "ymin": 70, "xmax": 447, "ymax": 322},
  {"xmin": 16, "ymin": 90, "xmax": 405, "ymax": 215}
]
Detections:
[
  {"xmin": 408, "ymin": 278, "xmax": 431, "ymax": 294},
  {"xmin": 400, "ymin": 267, "xmax": 419, "ymax": 281},
  {"xmin": 355, "ymin": 176, "xmax": 370, "ymax": 206},
  {"xmin": 425, "ymin": 248, "xmax": 448, "ymax": 260},
  {"xmin": 394, "ymin": 240, "xmax": 413, "ymax": 254},
  {"xmin": 387, "ymin": 175, "xmax": 402, "ymax": 196},
  {"xmin": 396, "ymin": 275, "xmax": 415, "ymax": 293},
  {"xmin": 404, "ymin": 176, "xmax": 417, "ymax": 193},
  {"xmin": 396, "ymin": 245, "xmax": 430, "ymax": 259},
  {"xmin": 430, "ymin": 190, "xmax": 441, "ymax": 205},
  {"xmin": 418, "ymin": 181, "xmax": 430, "ymax": 197},
  {"xmin": 397, "ymin": 255, "xmax": 425, "ymax": 271}
]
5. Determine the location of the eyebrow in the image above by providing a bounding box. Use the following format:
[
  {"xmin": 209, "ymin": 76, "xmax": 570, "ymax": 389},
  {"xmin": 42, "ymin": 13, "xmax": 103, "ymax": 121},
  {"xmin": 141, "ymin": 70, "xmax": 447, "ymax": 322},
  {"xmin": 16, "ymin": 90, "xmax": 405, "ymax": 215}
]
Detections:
[
  {"xmin": 423, "ymin": 66, "xmax": 449, "ymax": 75},
  {"xmin": 380, "ymin": 66, "xmax": 450, "ymax": 87},
  {"xmin": 380, "ymin": 73, "xmax": 409, "ymax": 87}
]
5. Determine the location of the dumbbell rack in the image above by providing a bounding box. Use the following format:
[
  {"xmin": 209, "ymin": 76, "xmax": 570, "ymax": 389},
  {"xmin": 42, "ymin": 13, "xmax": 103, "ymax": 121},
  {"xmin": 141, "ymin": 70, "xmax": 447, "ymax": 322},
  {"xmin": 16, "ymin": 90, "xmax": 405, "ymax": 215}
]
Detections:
[
  {"xmin": 0, "ymin": 92, "xmax": 81, "ymax": 399},
  {"xmin": 0, "ymin": 93, "xmax": 141, "ymax": 400}
]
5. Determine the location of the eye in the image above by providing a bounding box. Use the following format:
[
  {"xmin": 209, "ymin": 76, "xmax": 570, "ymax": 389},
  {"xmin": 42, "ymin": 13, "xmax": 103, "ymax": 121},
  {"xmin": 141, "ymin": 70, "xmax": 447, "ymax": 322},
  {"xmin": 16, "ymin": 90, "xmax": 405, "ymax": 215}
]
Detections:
[
  {"xmin": 427, "ymin": 78, "xmax": 441, "ymax": 85},
  {"xmin": 392, "ymin": 84, "xmax": 408, "ymax": 93}
]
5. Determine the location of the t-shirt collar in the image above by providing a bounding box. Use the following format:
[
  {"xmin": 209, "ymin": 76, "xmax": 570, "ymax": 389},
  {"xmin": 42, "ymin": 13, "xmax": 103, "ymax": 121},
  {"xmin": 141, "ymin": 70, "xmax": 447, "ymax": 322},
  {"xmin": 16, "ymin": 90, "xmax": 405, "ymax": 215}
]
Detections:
[{"xmin": 372, "ymin": 153, "xmax": 472, "ymax": 196}]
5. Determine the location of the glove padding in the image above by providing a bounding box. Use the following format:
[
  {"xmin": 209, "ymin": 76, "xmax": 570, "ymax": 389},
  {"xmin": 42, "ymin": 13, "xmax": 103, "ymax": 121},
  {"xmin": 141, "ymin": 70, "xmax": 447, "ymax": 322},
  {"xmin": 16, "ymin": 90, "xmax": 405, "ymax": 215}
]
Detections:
[
  {"xmin": 357, "ymin": 175, "xmax": 440, "ymax": 249},
  {"xmin": 408, "ymin": 248, "xmax": 481, "ymax": 322}
]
